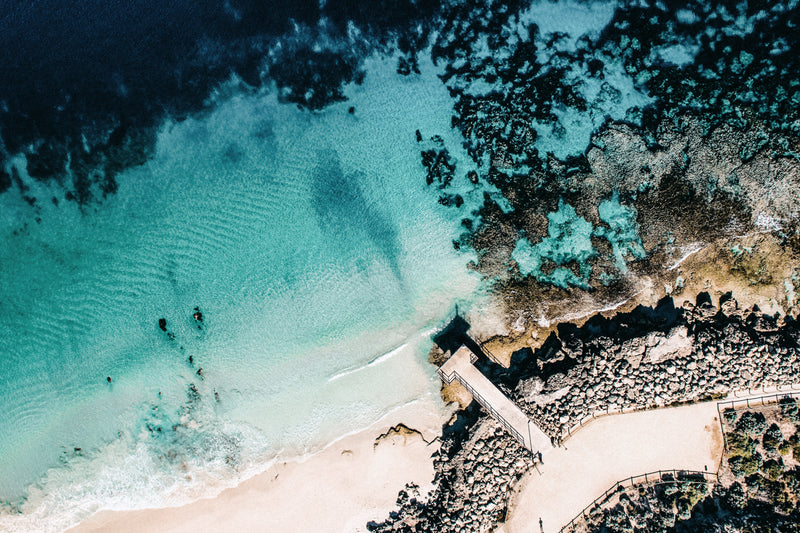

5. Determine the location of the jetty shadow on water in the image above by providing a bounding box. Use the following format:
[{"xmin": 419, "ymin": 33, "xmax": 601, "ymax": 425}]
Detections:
[{"xmin": 432, "ymin": 312, "xmax": 497, "ymax": 365}]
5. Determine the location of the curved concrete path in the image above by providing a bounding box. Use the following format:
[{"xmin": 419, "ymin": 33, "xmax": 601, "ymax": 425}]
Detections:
[{"xmin": 500, "ymin": 401, "xmax": 724, "ymax": 533}]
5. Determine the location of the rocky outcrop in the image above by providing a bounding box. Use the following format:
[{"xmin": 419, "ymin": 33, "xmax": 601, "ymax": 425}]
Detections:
[
  {"xmin": 373, "ymin": 294, "xmax": 800, "ymax": 532},
  {"xmin": 503, "ymin": 295, "xmax": 800, "ymax": 438},
  {"xmin": 367, "ymin": 407, "xmax": 534, "ymax": 533}
]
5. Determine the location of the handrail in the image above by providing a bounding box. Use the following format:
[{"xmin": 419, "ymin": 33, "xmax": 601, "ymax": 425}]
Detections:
[
  {"xmin": 716, "ymin": 390, "xmax": 800, "ymax": 455},
  {"xmin": 441, "ymin": 366, "xmax": 531, "ymax": 452},
  {"xmin": 719, "ymin": 389, "xmax": 800, "ymax": 410},
  {"xmin": 453, "ymin": 369, "xmax": 529, "ymax": 450},
  {"xmin": 478, "ymin": 340, "xmax": 505, "ymax": 367},
  {"xmin": 559, "ymin": 469, "xmax": 718, "ymax": 532},
  {"xmin": 559, "ymin": 389, "xmax": 800, "ymax": 532},
  {"xmin": 558, "ymin": 382, "xmax": 800, "ymax": 444}
]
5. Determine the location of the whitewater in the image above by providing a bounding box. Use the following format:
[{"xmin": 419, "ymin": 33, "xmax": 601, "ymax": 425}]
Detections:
[{"xmin": 0, "ymin": 54, "xmax": 493, "ymax": 531}]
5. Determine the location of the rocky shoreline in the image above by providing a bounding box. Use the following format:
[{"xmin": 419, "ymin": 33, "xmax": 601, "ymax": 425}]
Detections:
[
  {"xmin": 497, "ymin": 293, "xmax": 800, "ymax": 439},
  {"xmin": 370, "ymin": 293, "xmax": 800, "ymax": 533}
]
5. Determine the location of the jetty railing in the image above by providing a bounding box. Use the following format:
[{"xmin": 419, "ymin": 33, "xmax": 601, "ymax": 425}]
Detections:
[
  {"xmin": 477, "ymin": 340, "xmax": 505, "ymax": 367},
  {"xmin": 439, "ymin": 366, "xmax": 531, "ymax": 451},
  {"xmin": 559, "ymin": 469, "xmax": 719, "ymax": 532}
]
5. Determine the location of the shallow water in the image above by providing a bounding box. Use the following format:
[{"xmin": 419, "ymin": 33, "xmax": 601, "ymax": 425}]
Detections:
[
  {"xmin": 0, "ymin": 0, "xmax": 702, "ymax": 528},
  {"xmin": 0, "ymin": 54, "xmax": 489, "ymax": 531}
]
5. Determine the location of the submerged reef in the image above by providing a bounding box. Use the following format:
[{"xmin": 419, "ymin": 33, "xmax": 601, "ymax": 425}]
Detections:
[
  {"xmin": 415, "ymin": 0, "xmax": 800, "ymax": 358},
  {"xmin": 0, "ymin": 0, "xmax": 441, "ymax": 206},
  {"xmin": 4, "ymin": 0, "xmax": 800, "ymax": 527}
]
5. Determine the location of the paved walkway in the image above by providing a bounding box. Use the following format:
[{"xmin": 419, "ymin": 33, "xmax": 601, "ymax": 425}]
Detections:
[
  {"xmin": 499, "ymin": 401, "xmax": 724, "ymax": 533},
  {"xmin": 439, "ymin": 346, "xmax": 552, "ymax": 453}
]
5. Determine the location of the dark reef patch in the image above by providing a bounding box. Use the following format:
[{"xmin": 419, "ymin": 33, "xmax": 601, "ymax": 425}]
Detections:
[
  {"xmin": 311, "ymin": 152, "xmax": 402, "ymax": 277},
  {"xmin": 0, "ymin": 168, "xmax": 10, "ymax": 194},
  {"xmin": 414, "ymin": 0, "xmax": 800, "ymax": 306},
  {"xmin": 0, "ymin": 0, "xmax": 446, "ymax": 205},
  {"xmin": 267, "ymin": 45, "xmax": 364, "ymax": 111}
]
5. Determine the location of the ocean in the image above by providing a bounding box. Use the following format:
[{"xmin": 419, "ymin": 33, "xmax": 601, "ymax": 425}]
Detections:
[
  {"xmin": 4, "ymin": 0, "xmax": 786, "ymax": 529},
  {"xmin": 0, "ymin": 53, "xmax": 492, "ymax": 531}
]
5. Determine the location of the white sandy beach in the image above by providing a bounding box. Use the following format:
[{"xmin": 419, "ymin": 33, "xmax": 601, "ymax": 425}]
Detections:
[{"xmin": 69, "ymin": 399, "xmax": 450, "ymax": 533}]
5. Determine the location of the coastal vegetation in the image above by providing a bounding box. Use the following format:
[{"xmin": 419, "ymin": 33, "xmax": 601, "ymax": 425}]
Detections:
[
  {"xmin": 569, "ymin": 400, "xmax": 800, "ymax": 532},
  {"xmin": 372, "ymin": 295, "xmax": 800, "ymax": 532}
]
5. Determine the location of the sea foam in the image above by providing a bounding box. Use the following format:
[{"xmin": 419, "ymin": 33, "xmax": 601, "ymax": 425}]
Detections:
[{"xmin": 0, "ymin": 52, "xmax": 490, "ymax": 531}]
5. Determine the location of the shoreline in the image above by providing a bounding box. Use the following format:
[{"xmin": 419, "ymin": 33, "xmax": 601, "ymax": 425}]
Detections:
[
  {"xmin": 57, "ymin": 286, "xmax": 800, "ymax": 533},
  {"xmin": 68, "ymin": 397, "xmax": 451, "ymax": 533}
]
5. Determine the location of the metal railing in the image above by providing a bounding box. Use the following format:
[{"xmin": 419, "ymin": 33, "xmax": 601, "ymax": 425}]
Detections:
[
  {"xmin": 727, "ymin": 382, "xmax": 800, "ymax": 399},
  {"xmin": 478, "ymin": 340, "xmax": 505, "ymax": 367},
  {"xmin": 558, "ymin": 387, "xmax": 800, "ymax": 532},
  {"xmin": 560, "ymin": 401, "xmax": 663, "ymax": 441},
  {"xmin": 441, "ymin": 367, "xmax": 531, "ymax": 451},
  {"xmin": 559, "ymin": 382, "xmax": 800, "ymax": 444},
  {"xmin": 718, "ymin": 389, "xmax": 800, "ymax": 412},
  {"xmin": 717, "ymin": 390, "xmax": 800, "ymax": 454},
  {"xmin": 560, "ymin": 469, "xmax": 718, "ymax": 532}
]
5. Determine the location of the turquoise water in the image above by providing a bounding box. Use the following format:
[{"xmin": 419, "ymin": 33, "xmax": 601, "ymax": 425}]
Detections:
[
  {"xmin": 596, "ymin": 192, "xmax": 646, "ymax": 273},
  {"xmin": 0, "ymin": 54, "xmax": 488, "ymax": 531},
  {"xmin": 511, "ymin": 200, "xmax": 596, "ymax": 289},
  {"xmin": 511, "ymin": 195, "xmax": 645, "ymax": 288}
]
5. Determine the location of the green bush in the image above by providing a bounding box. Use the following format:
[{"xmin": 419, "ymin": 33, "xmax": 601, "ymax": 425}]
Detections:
[
  {"xmin": 676, "ymin": 497, "xmax": 693, "ymax": 520},
  {"xmin": 763, "ymin": 423, "xmax": 783, "ymax": 451},
  {"xmin": 722, "ymin": 482, "xmax": 747, "ymax": 510},
  {"xmin": 779, "ymin": 397, "xmax": 800, "ymax": 424},
  {"xmin": 782, "ymin": 469, "xmax": 800, "ymax": 495},
  {"xmin": 729, "ymin": 453, "xmax": 762, "ymax": 477},
  {"xmin": 727, "ymin": 431, "xmax": 756, "ymax": 457},
  {"xmin": 723, "ymin": 408, "xmax": 738, "ymax": 425},
  {"xmin": 778, "ymin": 440, "xmax": 792, "ymax": 456},
  {"xmin": 736, "ymin": 411, "xmax": 767, "ymax": 436},
  {"xmin": 763, "ymin": 459, "xmax": 785, "ymax": 481}
]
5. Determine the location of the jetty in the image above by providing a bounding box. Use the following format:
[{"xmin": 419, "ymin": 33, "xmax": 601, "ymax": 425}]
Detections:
[{"xmin": 438, "ymin": 345, "xmax": 552, "ymax": 454}]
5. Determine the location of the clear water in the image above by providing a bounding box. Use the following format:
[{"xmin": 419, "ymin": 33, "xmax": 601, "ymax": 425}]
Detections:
[
  {"xmin": 0, "ymin": 54, "xmax": 489, "ymax": 531},
  {"xmin": 596, "ymin": 192, "xmax": 646, "ymax": 273},
  {"xmin": 511, "ymin": 200, "xmax": 596, "ymax": 289},
  {"xmin": 0, "ymin": 1, "xmax": 665, "ymax": 527},
  {"xmin": 511, "ymin": 195, "xmax": 645, "ymax": 288}
]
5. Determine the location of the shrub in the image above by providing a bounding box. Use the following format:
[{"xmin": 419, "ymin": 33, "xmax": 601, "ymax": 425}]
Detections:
[
  {"xmin": 763, "ymin": 459, "xmax": 785, "ymax": 481},
  {"xmin": 778, "ymin": 440, "xmax": 793, "ymax": 456},
  {"xmin": 763, "ymin": 423, "xmax": 783, "ymax": 451},
  {"xmin": 727, "ymin": 431, "xmax": 756, "ymax": 457},
  {"xmin": 729, "ymin": 453, "xmax": 762, "ymax": 477},
  {"xmin": 782, "ymin": 469, "xmax": 800, "ymax": 495},
  {"xmin": 736, "ymin": 411, "xmax": 767, "ymax": 436},
  {"xmin": 676, "ymin": 497, "xmax": 694, "ymax": 520},
  {"xmin": 722, "ymin": 482, "xmax": 747, "ymax": 510},
  {"xmin": 779, "ymin": 397, "xmax": 800, "ymax": 424}
]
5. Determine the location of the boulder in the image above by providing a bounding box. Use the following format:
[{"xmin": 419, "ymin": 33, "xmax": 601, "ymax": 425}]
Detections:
[{"xmin": 647, "ymin": 326, "xmax": 692, "ymax": 364}]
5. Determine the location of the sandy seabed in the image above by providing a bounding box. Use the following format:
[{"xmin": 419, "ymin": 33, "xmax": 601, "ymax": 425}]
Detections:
[{"xmin": 69, "ymin": 398, "xmax": 450, "ymax": 533}]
